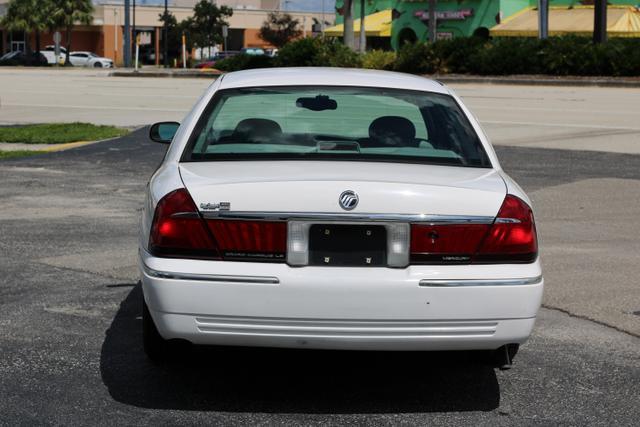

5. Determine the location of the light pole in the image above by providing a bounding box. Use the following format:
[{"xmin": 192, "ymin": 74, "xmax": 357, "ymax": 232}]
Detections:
[
  {"xmin": 163, "ymin": 0, "xmax": 168, "ymax": 68},
  {"xmin": 359, "ymin": 0, "xmax": 365, "ymax": 52},
  {"xmin": 124, "ymin": 0, "xmax": 131, "ymax": 67},
  {"xmin": 538, "ymin": 0, "xmax": 549, "ymax": 39}
]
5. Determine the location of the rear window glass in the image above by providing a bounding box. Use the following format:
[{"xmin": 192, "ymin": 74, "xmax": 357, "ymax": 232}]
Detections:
[{"xmin": 183, "ymin": 86, "xmax": 490, "ymax": 167}]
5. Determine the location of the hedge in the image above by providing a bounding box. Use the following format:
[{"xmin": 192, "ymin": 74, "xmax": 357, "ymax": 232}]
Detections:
[{"xmin": 213, "ymin": 36, "xmax": 640, "ymax": 77}]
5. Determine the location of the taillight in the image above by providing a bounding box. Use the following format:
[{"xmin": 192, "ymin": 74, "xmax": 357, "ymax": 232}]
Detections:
[
  {"xmin": 149, "ymin": 189, "xmax": 288, "ymax": 262},
  {"xmin": 206, "ymin": 220, "xmax": 287, "ymax": 262},
  {"xmin": 149, "ymin": 189, "xmax": 220, "ymax": 259},
  {"xmin": 475, "ymin": 195, "xmax": 538, "ymax": 263},
  {"xmin": 410, "ymin": 195, "xmax": 538, "ymax": 264},
  {"xmin": 410, "ymin": 224, "xmax": 490, "ymax": 264}
]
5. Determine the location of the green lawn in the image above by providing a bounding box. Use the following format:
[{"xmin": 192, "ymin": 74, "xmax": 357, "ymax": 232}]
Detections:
[
  {"xmin": 0, "ymin": 150, "xmax": 45, "ymax": 160},
  {"xmin": 0, "ymin": 123, "xmax": 129, "ymax": 144}
]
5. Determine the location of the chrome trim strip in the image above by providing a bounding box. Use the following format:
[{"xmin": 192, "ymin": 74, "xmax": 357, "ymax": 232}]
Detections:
[
  {"xmin": 419, "ymin": 276, "xmax": 542, "ymax": 287},
  {"xmin": 143, "ymin": 264, "xmax": 279, "ymax": 284},
  {"xmin": 495, "ymin": 218, "xmax": 521, "ymax": 224},
  {"xmin": 202, "ymin": 211, "xmax": 495, "ymax": 224}
]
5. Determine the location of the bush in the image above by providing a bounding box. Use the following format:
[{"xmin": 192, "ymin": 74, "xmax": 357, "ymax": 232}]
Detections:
[
  {"xmin": 393, "ymin": 42, "xmax": 437, "ymax": 74},
  {"xmin": 274, "ymin": 37, "xmax": 361, "ymax": 68},
  {"xmin": 209, "ymin": 35, "xmax": 640, "ymax": 77},
  {"xmin": 361, "ymin": 49, "xmax": 396, "ymax": 70},
  {"xmin": 213, "ymin": 54, "xmax": 274, "ymax": 72}
]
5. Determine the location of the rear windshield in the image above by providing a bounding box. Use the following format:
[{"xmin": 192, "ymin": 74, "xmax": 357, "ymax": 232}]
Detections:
[{"xmin": 182, "ymin": 86, "xmax": 490, "ymax": 167}]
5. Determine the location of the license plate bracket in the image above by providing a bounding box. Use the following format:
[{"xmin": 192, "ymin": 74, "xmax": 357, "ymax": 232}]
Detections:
[{"xmin": 308, "ymin": 224, "xmax": 387, "ymax": 267}]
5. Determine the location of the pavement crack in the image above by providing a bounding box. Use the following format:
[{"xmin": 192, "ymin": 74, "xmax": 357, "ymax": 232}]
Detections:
[{"xmin": 542, "ymin": 304, "xmax": 640, "ymax": 339}]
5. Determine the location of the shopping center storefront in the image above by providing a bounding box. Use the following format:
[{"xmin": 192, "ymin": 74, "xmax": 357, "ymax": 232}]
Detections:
[{"xmin": 328, "ymin": 1, "xmax": 640, "ymax": 50}]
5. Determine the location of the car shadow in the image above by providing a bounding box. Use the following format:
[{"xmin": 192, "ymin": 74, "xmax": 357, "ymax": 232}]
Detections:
[{"xmin": 100, "ymin": 284, "xmax": 500, "ymax": 413}]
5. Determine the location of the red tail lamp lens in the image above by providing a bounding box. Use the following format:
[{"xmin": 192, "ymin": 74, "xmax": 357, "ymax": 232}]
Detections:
[
  {"xmin": 149, "ymin": 189, "xmax": 220, "ymax": 259},
  {"xmin": 476, "ymin": 195, "xmax": 538, "ymax": 263},
  {"xmin": 206, "ymin": 220, "xmax": 287, "ymax": 262},
  {"xmin": 410, "ymin": 224, "xmax": 490, "ymax": 264},
  {"xmin": 410, "ymin": 195, "xmax": 538, "ymax": 264}
]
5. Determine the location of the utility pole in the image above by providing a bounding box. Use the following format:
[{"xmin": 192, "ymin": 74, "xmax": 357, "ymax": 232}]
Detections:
[
  {"xmin": 428, "ymin": 0, "xmax": 437, "ymax": 43},
  {"xmin": 538, "ymin": 0, "xmax": 548, "ymax": 39},
  {"xmin": 359, "ymin": 0, "xmax": 366, "ymax": 52},
  {"xmin": 163, "ymin": 0, "xmax": 168, "ymax": 68},
  {"xmin": 593, "ymin": 0, "xmax": 607, "ymax": 44},
  {"xmin": 124, "ymin": 0, "xmax": 131, "ymax": 67}
]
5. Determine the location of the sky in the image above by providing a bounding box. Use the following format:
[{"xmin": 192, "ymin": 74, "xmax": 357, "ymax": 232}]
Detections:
[{"xmin": 283, "ymin": 0, "xmax": 336, "ymax": 12}]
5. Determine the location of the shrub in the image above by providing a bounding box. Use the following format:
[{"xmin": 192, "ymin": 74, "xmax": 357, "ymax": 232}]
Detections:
[
  {"xmin": 274, "ymin": 37, "xmax": 323, "ymax": 67},
  {"xmin": 214, "ymin": 54, "xmax": 274, "ymax": 72},
  {"xmin": 274, "ymin": 37, "xmax": 361, "ymax": 68},
  {"xmin": 393, "ymin": 42, "xmax": 437, "ymax": 74},
  {"xmin": 361, "ymin": 49, "xmax": 396, "ymax": 70}
]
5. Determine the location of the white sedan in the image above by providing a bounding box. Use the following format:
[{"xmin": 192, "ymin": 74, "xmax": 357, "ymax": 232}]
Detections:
[
  {"xmin": 140, "ymin": 68, "xmax": 543, "ymax": 367},
  {"xmin": 68, "ymin": 51, "xmax": 113, "ymax": 68}
]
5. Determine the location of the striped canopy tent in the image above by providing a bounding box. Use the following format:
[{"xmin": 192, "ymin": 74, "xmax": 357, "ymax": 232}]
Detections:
[
  {"xmin": 324, "ymin": 9, "xmax": 393, "ymax": 37},
  {"xmin": 491, "ymin": 6, "xmax": 640, "ymax": 38}
]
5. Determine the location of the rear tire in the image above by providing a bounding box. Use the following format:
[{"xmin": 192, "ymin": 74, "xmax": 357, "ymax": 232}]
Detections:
[{"xmin": 142, "ymin": 299, "xmax": 168, "ymax": 362}]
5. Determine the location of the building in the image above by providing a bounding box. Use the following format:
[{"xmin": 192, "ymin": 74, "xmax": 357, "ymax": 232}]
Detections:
[
  {"xmin": 328, "ymin": 1, "xmax": 639, "ymax": 50},
  {"xmin": 0, "ymin": 0, "xmax": 335, "ymax": 64}
]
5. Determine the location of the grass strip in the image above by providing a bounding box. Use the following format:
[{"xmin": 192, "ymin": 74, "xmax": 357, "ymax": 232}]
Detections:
[
  {"xmin": 0, "ymin": 123, "xmax": 128, "ymax": 144},
  {"xmin": 0, "ymin": 150, "xmax": 46, "ymax": 160}
]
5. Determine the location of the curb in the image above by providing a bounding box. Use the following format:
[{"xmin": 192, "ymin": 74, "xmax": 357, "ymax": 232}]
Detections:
[
  {"xmin": 430, "ymin": 74, "xmax": 640, "ymax": 88},
  {"xmin": 110, "ymin": 69, "xmax": 221, "ymax": 79}
]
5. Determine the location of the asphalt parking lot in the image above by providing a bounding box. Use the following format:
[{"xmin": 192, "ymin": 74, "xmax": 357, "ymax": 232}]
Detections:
[{"xmin": 0, "ymin": 70, "xmax": 639, "ymax": 424}]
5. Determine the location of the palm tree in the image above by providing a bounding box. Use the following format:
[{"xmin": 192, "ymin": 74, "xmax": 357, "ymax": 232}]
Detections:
[
  {"xmin": 1, "ymin": 0, "xmax": 49, "ymax": 55},
  {"xmin": 50, "ymin": 0, "xmax": 94, "ymax": 66}
]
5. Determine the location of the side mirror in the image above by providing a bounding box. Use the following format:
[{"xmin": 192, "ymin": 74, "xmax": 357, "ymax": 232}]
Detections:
[{"xmin": 149, "ymin": 122, "xmax": 180, "ymax": 144}]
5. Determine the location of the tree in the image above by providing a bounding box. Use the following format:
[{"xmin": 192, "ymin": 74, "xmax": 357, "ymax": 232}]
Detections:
[
  {"xmin": 259, "ymin": 12, "xmax": 302, "ymax": 48},
  {"xmin": 186, "ymin": 0, "xmax": 232, "ymax": 53},
  {"xmin": 1, "ymin": 0, "xmax": 52, "ymax": 56},
  {"xmin": 158, "ymin": 10, "xmax": 181, "ymax": 64},
  {"xmin": 342, "ymin": 0, "xmax": 355, "ymax": 49},
  {"xmin": 49, "ymin": 0, "xmax": 93, "ymax": 66}
]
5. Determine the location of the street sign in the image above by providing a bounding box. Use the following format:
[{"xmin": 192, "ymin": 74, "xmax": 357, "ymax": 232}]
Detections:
[
  {"xmin": 53, "ymin": 31, "xmax": 61, "ymax": 44},
  {"xmin": 222, "ymin": 25, "xmax": 228, "ymax": 38}
]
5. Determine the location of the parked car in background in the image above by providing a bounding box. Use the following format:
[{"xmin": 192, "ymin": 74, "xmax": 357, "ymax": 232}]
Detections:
[
  {"xmin": 240, "ymin": 47, "xmax": 265, "ymax": 56},
  {"xmin": 141, "ymin": 68, "xmax": 543, "ymax": 368},
  {"xmin": 194, "ymin": 51, "xmax": 239, "ymax": 69},
  {"xmin": 42, "ymin": 45, "xmax": 66, "ymax": 65},
  {"xmin": 265, "ymin": 48, "xmax": 279, "ymax": 57},
  {"xmin": 69, "ymin": 51, "xmax": 114, "ymax": 68},
  {"xmin": 0, "ymin": 51, "xmax": 48, "ymax": 67}
]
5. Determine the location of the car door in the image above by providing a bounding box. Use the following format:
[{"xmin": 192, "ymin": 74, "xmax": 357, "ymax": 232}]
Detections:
[{"xmin": 70, "ymin": 53, "xmax": 87, "ymax": 66}]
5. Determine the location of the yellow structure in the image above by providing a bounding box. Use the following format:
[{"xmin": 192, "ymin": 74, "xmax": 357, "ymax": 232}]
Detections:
[
  {"xmin": 325, "ymin": 9, "xmax": 393, "ymax": 38},
  {"xmin": 491, "ymin": 5, "xmax": 640, "ymax": 38}
]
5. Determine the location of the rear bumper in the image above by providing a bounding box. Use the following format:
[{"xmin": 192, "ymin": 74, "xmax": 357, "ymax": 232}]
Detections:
[{"xmin": 140, "ymin": 249, "xmax": 543, "ymax": 351}]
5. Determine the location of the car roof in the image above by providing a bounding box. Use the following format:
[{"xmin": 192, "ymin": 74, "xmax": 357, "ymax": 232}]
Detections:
[{"xmin": 218, "ymin": 67, "xmax": 448, "ymax": 94}]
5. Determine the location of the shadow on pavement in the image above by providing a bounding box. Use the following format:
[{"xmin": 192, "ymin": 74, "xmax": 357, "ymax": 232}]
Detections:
[{"xmin": 100, "ymin": 284, "xmax": 500, "ymax": 413}]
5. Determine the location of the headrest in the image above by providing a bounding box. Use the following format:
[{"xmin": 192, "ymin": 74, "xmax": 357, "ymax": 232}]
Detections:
[
  {"xmin": 368, "ymin": 116, "xmax": 416, "ymax": 145},
  {"xmin": 233, "ymin": 118, "xmax": 282, "ymax": 142}
]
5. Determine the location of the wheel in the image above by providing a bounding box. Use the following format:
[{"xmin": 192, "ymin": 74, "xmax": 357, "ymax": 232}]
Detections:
[
  {"xmin": 94, "ymin": 62, "xmax": 103, "ymax": 68},
  {"xmin": 142, "ymin": 299, "xmax": 168, "ymax": 362}
]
